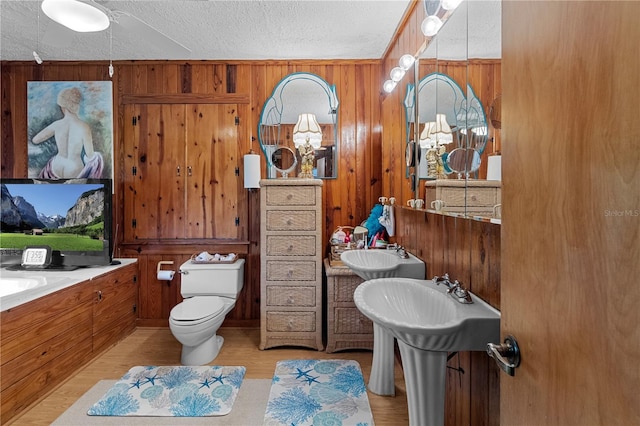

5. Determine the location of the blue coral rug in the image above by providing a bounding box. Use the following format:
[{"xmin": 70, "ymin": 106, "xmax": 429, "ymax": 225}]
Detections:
[
  {"xmin": 263, "ymin": 359, "xmax": 374, "ymax": 425},
  {"xmin": 87, "ymin": 365, "xmax": 246, "ymax": 417}
]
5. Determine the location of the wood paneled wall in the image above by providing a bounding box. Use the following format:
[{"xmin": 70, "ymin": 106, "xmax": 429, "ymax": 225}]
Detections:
[{"xmin": 0, "ymin": 60, "xmax": 384, "ymax": 326}]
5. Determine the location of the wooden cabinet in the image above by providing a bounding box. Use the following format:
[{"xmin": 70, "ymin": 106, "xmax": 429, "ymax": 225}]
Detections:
[
  {"xmin": 123, "ymin": 103, "xmax": 243, "ymax": 241},
  {"xmin": 92, "ymin": 264, "xmax": 138, "ymax": 353},
  {"xmin": 259, "ymin": 179, "xmax": 323, "ymax": 350},
  {"xmin": 425, "ymin": 179, "xmax": 501, "ymax": 218},
  {"xmin": 324, "ymin": 259, "xmax": 373, "ymax": 353},
  {"xmin": 0, "ymin": 261, "xmax": 138, "ymax": 424}
]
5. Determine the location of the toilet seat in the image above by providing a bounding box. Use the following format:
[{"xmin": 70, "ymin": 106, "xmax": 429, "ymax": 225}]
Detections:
[{"xmin": 170, "ymin": 297, "xmax": 225, "ymax": 326}]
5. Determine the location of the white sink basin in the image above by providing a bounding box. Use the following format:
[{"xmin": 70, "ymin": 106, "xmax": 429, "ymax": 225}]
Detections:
[
  {"xmin": 353, "ymin": 277, "xmax": 500, "ymax": 351},
  {"xmin": 340, "ymin": 249, "xmax": 425, "ymax": 280},
  {"xmin": 353, "ymin": 277, "xmax": 500, "ymax": 426}
]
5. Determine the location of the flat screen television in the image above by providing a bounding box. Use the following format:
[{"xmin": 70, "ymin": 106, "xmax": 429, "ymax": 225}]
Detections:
[{"xmin": 0, "ymin": 178, "xmax": 113, "ymax": 269}]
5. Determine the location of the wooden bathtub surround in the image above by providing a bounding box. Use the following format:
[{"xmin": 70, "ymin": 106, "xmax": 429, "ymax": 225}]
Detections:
[{"xmin": 0, "ymin": 261, "xmax": 138, "ymax": 424}]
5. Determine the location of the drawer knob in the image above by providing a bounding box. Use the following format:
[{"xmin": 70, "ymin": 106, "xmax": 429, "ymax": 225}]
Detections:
[
  {"xmin": 287, "ymin": 319, "xmax": 294, "ymax": 330},
  {"xmin": 287, "ymin": 270, "xmax": 293, "ymax": 278},
  {"xmin": 286, "ymin": 219, "xmax": 292, "ymax": 225},
  {"xmin": 287, "ymin": 295, "xmax": 295, "ymax": 304},
  {"xmin": 287, "ymin": 194, "xmax": 293, "ymax": 200},
  {"xmin": 287, "ymin": 245, "xmax": 294, "ymax": 252},
  {"xmin": 471, "ymin": 195, "xmax": 477, "ymax": 201}
]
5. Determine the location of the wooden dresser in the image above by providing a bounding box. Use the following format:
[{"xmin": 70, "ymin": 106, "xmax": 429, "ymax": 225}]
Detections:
[
  {"xmin": 424, "ymin": 179, "xmax": 501, "ymax": 218},
  {"xmin": 324, "ymin": 259, "xmax": 373, "ymax": 353},
  {"xmin": 259, "ymin": 178, "xmax": 324, "ymax": 351}
]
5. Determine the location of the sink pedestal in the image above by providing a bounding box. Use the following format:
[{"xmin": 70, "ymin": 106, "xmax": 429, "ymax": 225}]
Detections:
[
  {"xmin": 367, "ymin": 324, "xmax": 396, "ymax": 396},
  {"xmin": 397, "ymin": 340, "xmax": 447, "ymax": 426}
]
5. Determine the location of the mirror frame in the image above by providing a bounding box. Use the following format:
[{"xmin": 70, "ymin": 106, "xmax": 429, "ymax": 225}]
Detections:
[{"xmin": 258, "ymin": 72, "xmax": 339, "ymax": 179}]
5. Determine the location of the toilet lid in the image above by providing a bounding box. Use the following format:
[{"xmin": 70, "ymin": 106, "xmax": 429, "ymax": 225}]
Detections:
[{"xmin": 170, "ymin": 297, "xmax": 225, "ymax": 322}]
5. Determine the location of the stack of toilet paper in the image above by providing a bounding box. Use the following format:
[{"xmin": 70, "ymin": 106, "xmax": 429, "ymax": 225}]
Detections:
[{"xmin": 194, "ymin": 251, "xmax": 237, "ymax": 262}]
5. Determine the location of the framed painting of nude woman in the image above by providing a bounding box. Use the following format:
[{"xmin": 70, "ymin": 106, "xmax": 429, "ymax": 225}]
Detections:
[{"xmin": 27, "ymin": 81, "xmax": 113, "ymax": 180}]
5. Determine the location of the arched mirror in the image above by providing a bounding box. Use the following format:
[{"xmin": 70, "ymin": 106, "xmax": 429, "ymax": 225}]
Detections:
[
  {"xmin": 405, "ymin": 72, "xmax": 471, "ymax": 179},
  {"xmin": 258, "ymin": 72, "xmax": 339, "ymax": 179}
]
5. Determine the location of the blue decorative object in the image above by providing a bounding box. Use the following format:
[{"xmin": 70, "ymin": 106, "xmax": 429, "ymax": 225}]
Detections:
[
  {"xmin": 364, "ymin": 204, "xmax": 385, "ymax": 239},
  {"xmin": 87, "ymin": 365, "xmax": 245, "ymax": 417},
  {"xmin": 264, "ymin": 359, "xmax": 374, "ymax": 425}
]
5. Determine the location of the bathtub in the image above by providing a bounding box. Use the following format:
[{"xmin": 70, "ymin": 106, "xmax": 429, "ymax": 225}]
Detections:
[{"xmin": 0, "ymin": 259, "xmax": 136, "ymax": 311}]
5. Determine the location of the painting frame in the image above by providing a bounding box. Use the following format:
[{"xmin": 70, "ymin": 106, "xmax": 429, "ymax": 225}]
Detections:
[{"xmin": 27, "ymin": 81, "xmax": 114, "ymax": 180}]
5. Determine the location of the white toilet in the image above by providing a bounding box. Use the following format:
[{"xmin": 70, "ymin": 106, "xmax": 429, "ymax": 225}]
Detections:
[{"xmin": 169, "ymin": 258, "xmax": 245, "ymax": 365}]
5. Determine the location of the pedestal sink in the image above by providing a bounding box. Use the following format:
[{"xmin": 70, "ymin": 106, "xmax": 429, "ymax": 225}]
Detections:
[
  {"xmin": 353, "ymin": 277, "xmax": 500, "ymax": 426},
  {"xmin": 340, "ymin": 249, "xmax": 425, "ymax": 281},
  {"xmin": 340, "ymin": 249, "xmax": 425, "ymax": 396}
]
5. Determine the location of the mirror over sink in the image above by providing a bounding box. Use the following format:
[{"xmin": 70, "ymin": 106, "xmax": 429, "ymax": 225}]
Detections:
[
  {"xmin": 405, "ymin": 0, "xmax": 502, "ymax": 221},
  {"xmin": 258, "ymin": 72, "xmax": 339, "ymax": 179}
]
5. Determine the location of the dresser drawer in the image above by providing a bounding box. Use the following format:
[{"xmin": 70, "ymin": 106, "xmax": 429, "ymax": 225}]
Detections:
[
  {"xmin": 333, "ymin": 276, "xmax": 365, "ymax": 302},
  {"xmin": 266, "ymin": 286, "xmax": 316, "ymax": 307},
  {"xmin": 266, "ymin": 211, "xmax": 317, "ymax": 231},
  {"xmin": 466, "ymin": 188, "xmax": 499, "ymax": 206},
  {"xmin": 266, "ymin": 312, "xmax": 316, "ymax": 332},
  {"xmin": 266, "ymin": 186, "xmax": 318, "ymax": 206},
  {"xmin": 334, "ymin": 308, "xmax": 373, "ymax": 334},
  {"xmin": 266, "ymin": 260, "xmax": 317, "ymax": 281},
  {"xmin": 266, "ymin": 235, "xmax": 316, "ymax": 256}
]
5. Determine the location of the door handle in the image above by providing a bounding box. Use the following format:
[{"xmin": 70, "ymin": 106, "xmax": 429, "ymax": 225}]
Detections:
[{"xmin": 487, "ymin": 335, "xmax": 521, "ymax": 376}]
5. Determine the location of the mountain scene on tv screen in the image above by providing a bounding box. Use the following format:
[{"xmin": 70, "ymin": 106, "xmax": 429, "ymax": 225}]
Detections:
[{"xmin": 0, "ymin": 184, "xmax": 105, "ymax": 251}]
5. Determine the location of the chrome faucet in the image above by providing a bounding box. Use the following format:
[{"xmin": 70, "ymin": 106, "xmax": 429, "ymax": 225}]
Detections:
[
  {"xmin": 396, "ymin": 245, "xmax": 408, "ymax": 258},
  {"xmin": 433, "ymin": 273, "xmax": 473, "ymax": 304},
  {"xmin": 432, "ymin": 273, "xmax": 451, "ymax": 287}
]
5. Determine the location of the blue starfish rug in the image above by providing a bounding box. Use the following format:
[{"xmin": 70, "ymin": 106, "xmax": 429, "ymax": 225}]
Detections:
[
  {"xmin": 87, "ymin": 365, "xmax": 246, "ymax": 417},
  {"xmin": 263, "ymin": 359, "xmax": 374, "ymax": 425}
]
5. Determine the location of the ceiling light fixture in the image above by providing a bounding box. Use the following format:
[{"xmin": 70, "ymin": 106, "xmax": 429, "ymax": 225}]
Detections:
[{"xmin": 41, "ymin": 0, "xmax": 110, "ymax": 33}]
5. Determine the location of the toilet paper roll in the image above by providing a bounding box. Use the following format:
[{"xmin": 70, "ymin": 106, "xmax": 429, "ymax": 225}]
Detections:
[
  {"xmin": 487, "ymin": 155, "xmax": 502, "ymax": 181},
  {"xmin": 157, "ymin": 270, "xmax": 175, "ymax": 281},
  {"xmin": 244, "ymin": 154, "xmax": 261, "ymax": 189}
]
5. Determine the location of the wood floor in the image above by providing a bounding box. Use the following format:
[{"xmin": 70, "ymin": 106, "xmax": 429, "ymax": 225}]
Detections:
[{"xmin": 8, "ymin": 327, "xmax": 409, "ymax": 425}]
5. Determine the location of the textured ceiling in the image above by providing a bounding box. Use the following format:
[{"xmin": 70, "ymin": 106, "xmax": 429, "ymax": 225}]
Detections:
[
  {"xmin": 1, "ymin": 0, "xmax": 413, "ymax": 61},
  {"xmin": 0, "ymin": 0, "xmax": 500, "ymax": 62}
]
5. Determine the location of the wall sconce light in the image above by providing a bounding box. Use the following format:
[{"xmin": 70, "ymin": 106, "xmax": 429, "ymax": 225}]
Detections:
[
  {"xmin": 421, "ymin": 15, "xmax": 443, "ymax": 37},
  {"xmin": 243, "ymin": 149, "xmax": 261, "ymax": 189},
  {"xmin": 442, "ymin": 0, "xmax": 464, "ymax": 11},
  {"xmin": 41, "ymin": 0, "xmax": 110, "ymax": 32},
  {"xmin": 293, "ymin": 113, "xmax": 322, "ymax": 179},
  {"xmin": 383, "ymin": 80, "xmax": 397, "ymax": 93},
  {"xmin": 390, "ymin": 66, "xmax": 406, "ymax": 82},
  {"xmin": 399, "ymin": 54, "xmax": 416, "ymax": 70}
]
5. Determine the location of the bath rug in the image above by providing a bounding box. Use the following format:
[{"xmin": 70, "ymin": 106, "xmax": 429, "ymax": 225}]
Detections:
[
  {"xmin": 264, "ymin": 359, "xmax": 374, "ymax": 425},
  {"xmin": 87, "ymin": 365, "xmax": 245, "ymax": 417},
  {"xmin": 53, "ymin": 379, "xmax": 270, "ymax": 425}
]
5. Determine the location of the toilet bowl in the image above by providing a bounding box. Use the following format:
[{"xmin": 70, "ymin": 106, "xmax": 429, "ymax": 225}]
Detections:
[{"xmin": 169, "ymin": 258, "xmax": 244, "ymax": 365}]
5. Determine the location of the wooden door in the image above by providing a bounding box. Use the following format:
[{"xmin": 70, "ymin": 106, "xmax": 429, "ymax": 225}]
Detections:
[
  {"xmin": 501, "ymin": 2, "xmax": 640, "ymax": 425},
  {"xmin": 124, "ymin": 104, "xmax": 186, "ymax": 241},
  {"xmin": 185, "ymin": 104, "xmax": 240, "ymax": 239}
]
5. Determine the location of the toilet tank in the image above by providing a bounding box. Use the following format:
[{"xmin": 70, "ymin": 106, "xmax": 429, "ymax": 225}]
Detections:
[{"xmin": 179, "ymin": 258, "xmax": 245, "ymax": 298}]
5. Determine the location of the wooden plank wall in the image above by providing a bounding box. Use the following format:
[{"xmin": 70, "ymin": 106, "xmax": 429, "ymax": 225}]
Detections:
[{"xmin": 0, "ymin": 60, "xmax": 383, "ymax": 327}]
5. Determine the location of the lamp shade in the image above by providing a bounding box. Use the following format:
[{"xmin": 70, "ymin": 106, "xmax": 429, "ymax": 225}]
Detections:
[
  {"xmin": 293, "ymin": 113, "xmax": 322, "ymax": 149},
  {"xmin": 41, "ymin": 0, "xmax": 110, "ymax": 32},
  {"xmin": 434, "ymin": 113, "xmax": 453, "ymax": 145},
  {"xmin": 419, "ymin": 121, "xmax": 436, "ymax": 148}
]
